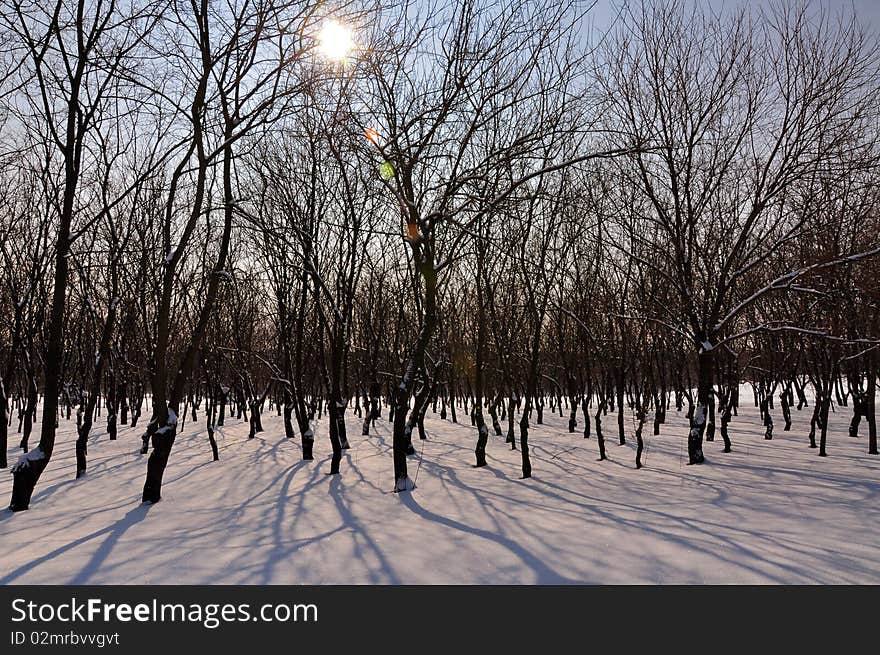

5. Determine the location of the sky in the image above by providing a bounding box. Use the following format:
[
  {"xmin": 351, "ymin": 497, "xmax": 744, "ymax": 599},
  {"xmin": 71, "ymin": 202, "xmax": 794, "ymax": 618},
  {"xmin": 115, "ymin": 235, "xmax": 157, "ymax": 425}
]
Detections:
[{"xmin": 586, "ymin": 0, "xmax": 880, "ymax": 31}]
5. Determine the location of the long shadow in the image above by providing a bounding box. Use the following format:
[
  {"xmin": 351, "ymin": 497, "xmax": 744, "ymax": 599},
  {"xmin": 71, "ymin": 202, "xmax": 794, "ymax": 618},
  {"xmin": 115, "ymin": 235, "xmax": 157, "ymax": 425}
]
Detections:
[
  {"xmin": 0, "ymin": 501, "xmax": 151, "ymax": 584},
  {"xmin": 69, "ymin": 504, "xmax": 154, "ymax": 584},
  {"xmin": 224, "ymin": 459, "xmax": 311, "ymax": 525},
  {"xmin": 398, "ymin": 489, "xmax": 584, "ymax": 584},
  {"xmin": 328, "ymin": 475, "xmax": 401, "ymax": 584},
  {"xmin": 5, "ymin": 408, "xmax": 876, "ymax": 584},
  {"xmin": 7, "ymin": 433, "xmax": 148, "ymax": 508},
  {"xmin": 258, "ymin": 459, "xmax": 325, "ymax": 584},
  {"xmin": 530, "ymin": 475, "xmax": 830, "ymax": 583},
  {"xmin": 428, "ymin": 452, "xmax": 816, "ymax": 582}
]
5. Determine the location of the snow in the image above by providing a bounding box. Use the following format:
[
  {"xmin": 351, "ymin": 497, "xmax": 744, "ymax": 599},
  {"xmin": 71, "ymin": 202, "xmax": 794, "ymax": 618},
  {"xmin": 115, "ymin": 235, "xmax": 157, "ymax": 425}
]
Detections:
[
  {"xmin": 1, "ymin": 391, "xmax": 879, "ymax": 584},
  {"xmin": 155, "ymin": 408, "xmax": 178, "ymax": 436},
  {"xmin": 10, "ymin": 446, "xmax": 46, "ymax": 473}
]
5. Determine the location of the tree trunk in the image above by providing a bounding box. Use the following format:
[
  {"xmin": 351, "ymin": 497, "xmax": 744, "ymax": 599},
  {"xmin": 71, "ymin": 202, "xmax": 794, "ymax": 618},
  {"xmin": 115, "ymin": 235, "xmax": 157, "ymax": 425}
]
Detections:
[
  {"xmin": 781, "ymin": 386, "xmax": 792, "ymax": 431},
  {"xmin": 392, "ymin": 246, "xmax": 436, "ymax": 492},
  {"xmin": 283, "ymin": 392, "xmax": 296, "ymax": 439},
  {"xmin": 581, "ymin": 396, "xmax": 591, "ymax": 438},
  {"xmin": 818, "ymin": 392, "xmax": 831, "ymax": 457},
  {"xmin": 719, "ymin": 401, "xmax": 732, "ymax": 453},
  {"xmin": 143, "ymin": 98, "xmax": 234, "ymax": 502},
  {"xmin": 0, "ymin": 389, "xmax": 6, "ymax": 470},
  {"xmin": 76, "ymin": 297, "xmax": 118, "ymax": 478},
  {"xmin": 327, "ymin": 397, "xmax": 343, "ymax": 475},
  {"xmin": 488, "ymin": 395, "xmax": 502, "ymax": 436},
  {"xmin": 686, "ymin": 345, "xmax": 711, "ymax": 465},
  {"xmin": 9, "ymin": 77, "xmax": 81, "ymax": 509},
  {"xmin": 705, "ymin": 391, "xmax": 716, "ymax": 442},
  {"xmin": 474, "ymin": 256, "xmax": 488, "ymax": 468},
  {"xmin": 808, "ymin": 402, "xmax": 819, "ymax": 449},
  {"xmin": 635, "ymin": 410, "xmax": 646, "ymax": 469},
  {"xmin": 507, "ymin": 395, "xmax": 517, "ymax": 448},
  {"xmin": 519, "ymin": 396, "xmax": 532, "ymax": 478},
  {"xmin": 595, "ymin": 398, "xmax": 607, "ymax": 460},
  {"xmin": 19, "ymin": 375, "xmax": 37, "ymax": 452},
  {"xmin": 866, "ymin": 367, "xmax": 877, "ymax": 455},
  {"xmin": 207, "ymin": 393, "xmax": 219, "ymax": 461},
  {"xmin": 616, "ymin": 368, "xmax": 625, "ymax": 445}
]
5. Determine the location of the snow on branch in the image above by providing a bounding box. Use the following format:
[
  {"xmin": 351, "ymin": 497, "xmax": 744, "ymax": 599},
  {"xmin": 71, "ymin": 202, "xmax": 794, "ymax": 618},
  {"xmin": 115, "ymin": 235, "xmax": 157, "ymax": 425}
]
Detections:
[
  {"xmin": 714, "ymin": 244, "xmax": 880, "ymax": 335},
  {"xmin": 716, "ymin": 323, "xmax": 831, "ymax": 348}
]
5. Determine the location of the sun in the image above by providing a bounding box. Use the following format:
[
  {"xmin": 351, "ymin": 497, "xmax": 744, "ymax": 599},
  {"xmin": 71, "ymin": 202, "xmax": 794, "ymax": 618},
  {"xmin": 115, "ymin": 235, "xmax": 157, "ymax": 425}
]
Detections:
[{"xmin": 318, "ymin": 20, "xmax": 354, "ymax": 63}]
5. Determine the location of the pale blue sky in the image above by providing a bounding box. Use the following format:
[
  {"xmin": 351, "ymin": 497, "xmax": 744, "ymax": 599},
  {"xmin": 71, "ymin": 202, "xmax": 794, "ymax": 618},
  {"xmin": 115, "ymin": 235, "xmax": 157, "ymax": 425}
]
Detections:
[{"xmin": 586, "ymin": 0, "xmax": 880, "ymax": 31}]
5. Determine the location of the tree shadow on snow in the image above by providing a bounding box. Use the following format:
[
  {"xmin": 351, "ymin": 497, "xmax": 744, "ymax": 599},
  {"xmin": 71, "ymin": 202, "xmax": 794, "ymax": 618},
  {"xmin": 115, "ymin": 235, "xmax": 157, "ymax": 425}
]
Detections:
[
  {"xmin": 0, "ymin": 503, "xmax": 153, "ymax": 584},
  {"xmin": 397, "ymin": 488, "xmax": 584, "ymax": 584}
]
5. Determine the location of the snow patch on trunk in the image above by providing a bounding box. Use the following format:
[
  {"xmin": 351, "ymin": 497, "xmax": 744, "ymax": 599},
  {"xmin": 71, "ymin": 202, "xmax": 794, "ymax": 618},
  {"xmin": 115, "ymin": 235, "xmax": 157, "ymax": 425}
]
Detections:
[
  {"xmin": 12, "ymin": 446, "xmax": 46, "ymax": 472},
  {"xmin": 156, "ymin": 408, "xmax": 178, "ymax": 436}
]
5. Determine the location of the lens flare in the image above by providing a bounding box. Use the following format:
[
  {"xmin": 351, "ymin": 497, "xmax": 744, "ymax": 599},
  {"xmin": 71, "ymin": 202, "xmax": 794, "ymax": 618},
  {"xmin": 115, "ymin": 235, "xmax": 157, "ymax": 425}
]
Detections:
[
  {"xmin": 379, "ymin": 161, "xmax": 395, "ymax": 180},
  {"xmin": 364, "ymin": 128, "xmax": 380, "ymax": 145}
]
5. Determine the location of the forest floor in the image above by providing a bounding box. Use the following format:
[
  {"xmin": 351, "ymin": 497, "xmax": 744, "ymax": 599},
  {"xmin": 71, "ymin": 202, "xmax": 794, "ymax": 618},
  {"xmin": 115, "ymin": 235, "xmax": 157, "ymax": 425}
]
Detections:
[{"xmin": 1, "ymin": 396, "xmax": 878, "ymax": 584}]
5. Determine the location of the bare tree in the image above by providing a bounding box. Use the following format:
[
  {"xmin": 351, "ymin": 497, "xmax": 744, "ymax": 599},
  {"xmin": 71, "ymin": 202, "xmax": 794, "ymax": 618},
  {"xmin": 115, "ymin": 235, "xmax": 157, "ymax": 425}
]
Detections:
[
  {"xmin": 597, "ymin": 1, "xmax": 880, "ymax": 465},
  {"xmin": 5, "ymin": 0, "xmax": 163, "ymax": 510}
]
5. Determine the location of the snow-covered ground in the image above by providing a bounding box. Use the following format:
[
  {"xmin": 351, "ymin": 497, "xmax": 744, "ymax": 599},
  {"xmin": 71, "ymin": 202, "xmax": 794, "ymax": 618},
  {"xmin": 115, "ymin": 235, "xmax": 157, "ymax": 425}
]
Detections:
[{"xmin": 1, "ymin": 397, "xmax": 878, "ymax": 584}]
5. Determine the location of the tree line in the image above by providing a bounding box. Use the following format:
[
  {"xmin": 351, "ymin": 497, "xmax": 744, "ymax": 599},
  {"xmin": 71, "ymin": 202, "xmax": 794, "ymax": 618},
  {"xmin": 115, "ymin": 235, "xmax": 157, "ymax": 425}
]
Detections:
[{"xmin": 1, "ymin": 0, "xmax": 878, "ymax": 510}]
